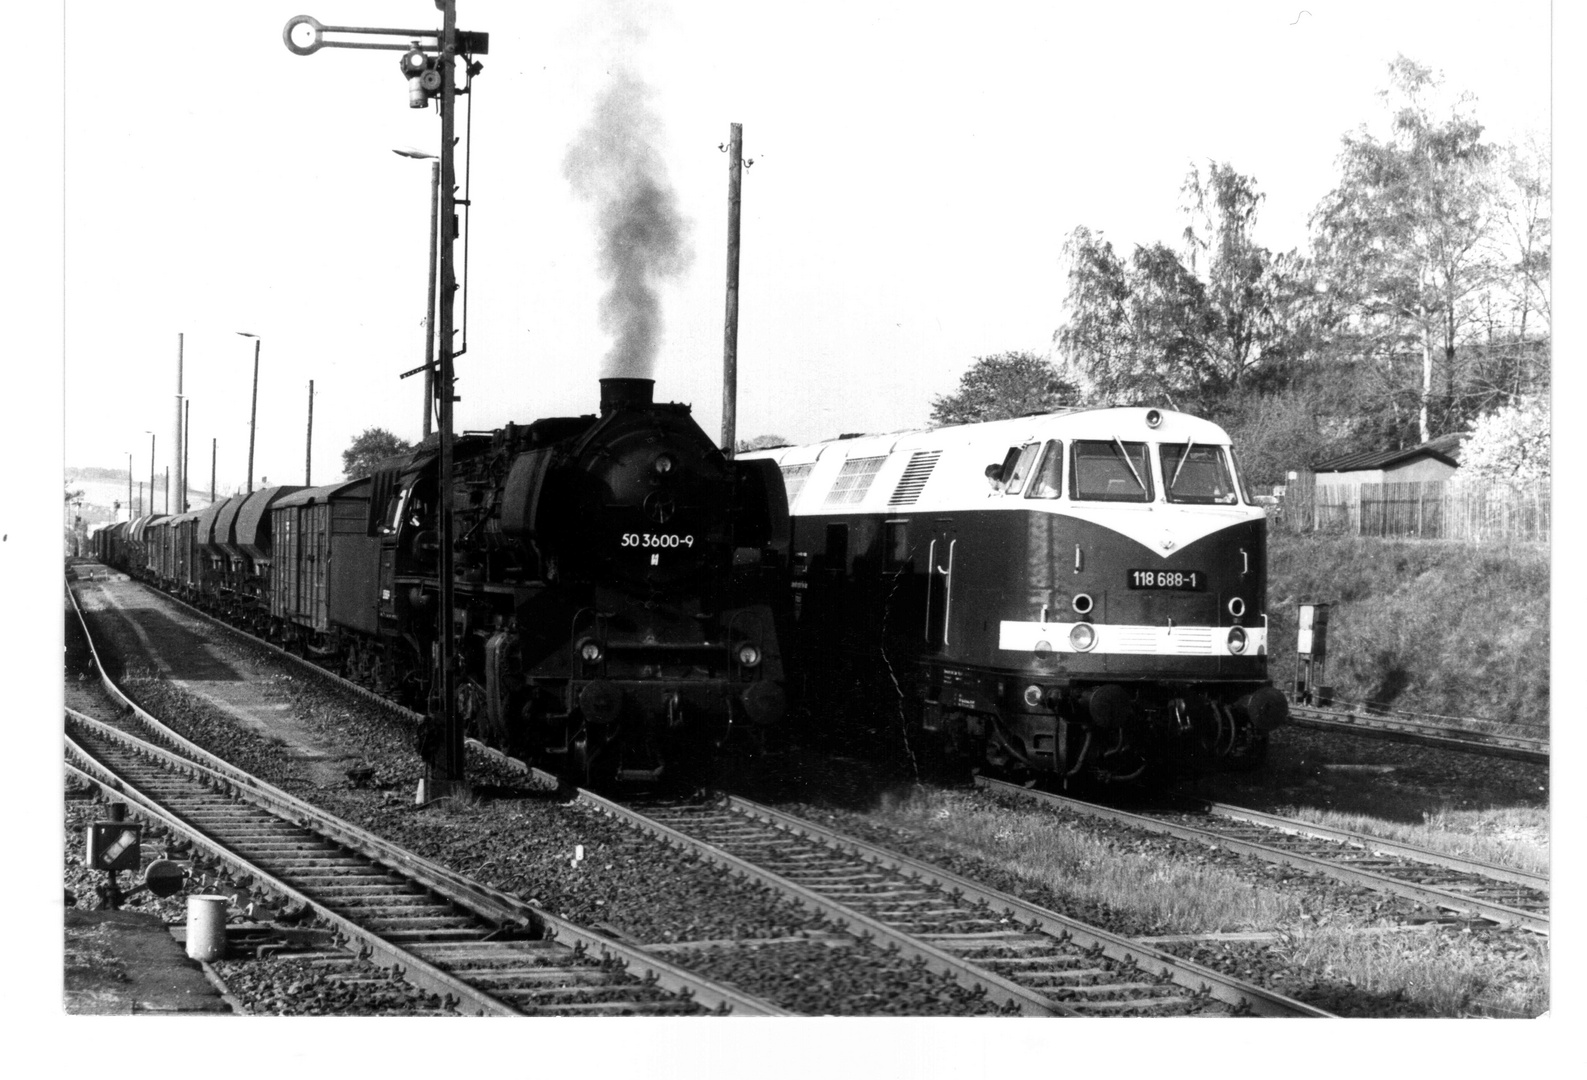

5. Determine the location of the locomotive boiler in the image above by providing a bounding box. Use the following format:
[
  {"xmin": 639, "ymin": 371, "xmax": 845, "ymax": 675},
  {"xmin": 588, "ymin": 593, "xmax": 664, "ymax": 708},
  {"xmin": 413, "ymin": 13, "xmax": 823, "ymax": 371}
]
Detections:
[{"xmin": 118, "ymin": 377, "xmax": 790, "ymax": 788}]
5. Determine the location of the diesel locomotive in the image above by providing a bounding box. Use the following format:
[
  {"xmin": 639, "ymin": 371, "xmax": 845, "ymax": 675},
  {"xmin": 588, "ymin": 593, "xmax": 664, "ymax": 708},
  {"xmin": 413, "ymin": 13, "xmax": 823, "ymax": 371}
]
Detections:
[
  {"xmin": 102, "ymin": 378, "xmax": 790, "ymax": 786},
  {"xmin": 741, "ymin": 406, "xmax": 1287, "ymax": 784}
]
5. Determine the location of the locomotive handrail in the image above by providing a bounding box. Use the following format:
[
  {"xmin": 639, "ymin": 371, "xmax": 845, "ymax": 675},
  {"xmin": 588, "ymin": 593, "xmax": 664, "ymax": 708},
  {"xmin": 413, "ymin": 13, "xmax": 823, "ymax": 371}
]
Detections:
[{"xmin": 939, "ymin": 538, "xmax": 955, "ymax": 648}]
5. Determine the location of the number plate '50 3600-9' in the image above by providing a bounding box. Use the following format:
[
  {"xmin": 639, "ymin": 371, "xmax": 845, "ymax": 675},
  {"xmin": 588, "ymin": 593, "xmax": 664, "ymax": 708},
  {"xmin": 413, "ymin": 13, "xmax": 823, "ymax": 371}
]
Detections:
[{"xmin": 1127, "ymin": 570, "xmax": 1205, "ymax": 591}]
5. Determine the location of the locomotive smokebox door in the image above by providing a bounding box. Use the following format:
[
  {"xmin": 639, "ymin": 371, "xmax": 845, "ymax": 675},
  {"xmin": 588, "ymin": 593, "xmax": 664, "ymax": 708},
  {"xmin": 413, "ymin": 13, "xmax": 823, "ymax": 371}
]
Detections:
[{"xmin": 86, "ymin": 822, "xmax": 142, "ymax": 874}]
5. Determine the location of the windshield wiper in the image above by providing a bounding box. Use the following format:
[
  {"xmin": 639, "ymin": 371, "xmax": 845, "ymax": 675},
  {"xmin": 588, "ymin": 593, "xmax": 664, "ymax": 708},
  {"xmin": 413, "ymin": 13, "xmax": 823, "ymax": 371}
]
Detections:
[
  {"xmin": 1112, "ymin": 437, "xmax": 1146, "ymax": 493},
  {"xmin": 1170, "ymin": 436, "xmax": 1196, "ymax": 490}
]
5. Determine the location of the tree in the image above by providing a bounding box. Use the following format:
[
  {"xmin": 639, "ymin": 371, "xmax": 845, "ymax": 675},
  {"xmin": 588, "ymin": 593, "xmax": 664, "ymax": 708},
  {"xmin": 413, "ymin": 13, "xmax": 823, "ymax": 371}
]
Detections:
[
  {"xmin": 1056, "ymin": 165, "xmax": 1307, "ymax": 412},
  {"xmin": 1054, "ymin": 230, "xmax": 1216, "ymax": 410},
  {"xmin": 1311, "ymin": 56, "xmax": 1499, "ymax": 443},
  {"xmin": 342, "ymin": 428, "xmax": 414, "ymax": 480},
  {"xmin": 928, "ymin": 351, "xmax": 1078, "ymax": 426},
  {"xmin": 1180, "ymin": 162, "xmax": 1305, "ymax": 394},
  {"xmin": 1460, "ymin": 395, "xmax": 1548, "ymax": 483}
]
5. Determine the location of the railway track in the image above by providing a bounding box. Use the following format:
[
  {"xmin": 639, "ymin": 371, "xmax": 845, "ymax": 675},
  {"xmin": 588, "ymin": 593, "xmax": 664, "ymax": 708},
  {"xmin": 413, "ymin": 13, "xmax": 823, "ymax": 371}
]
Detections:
[
  {"xmin": 65, "ymin": 582, "xmax": 786, "ymax": 1016},
  {"xmin": 64, "ymin": 712, "xmax": 784, "ymax": 1016},
  {"xmin": 977, "ymin": 777, "xmax": 1548, "ymax": 935},
  {"xmin": 1288, "ymin": 703, "xmax": 1548, "ymax": 763},
  {"xmin": 566, "ymin": 790, "xmax": 1331, "ymax": 1017}
]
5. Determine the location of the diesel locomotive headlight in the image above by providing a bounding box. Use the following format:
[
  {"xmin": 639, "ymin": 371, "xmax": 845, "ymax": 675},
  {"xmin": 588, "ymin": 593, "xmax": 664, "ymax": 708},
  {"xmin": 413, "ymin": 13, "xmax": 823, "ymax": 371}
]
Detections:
[
  {"xmin": 1227, "ymin": 626, "xmax": 1248, "ymax": 654},
  {"xmin": 1022, "ymin": 684, "xmax": 1044, "ymax": 708},
  {"xmin": 653, "ymin": 454, "xmax": 676, "ymax": 476},
  {"xmin": 579, "ymin": 639, "xmax": 604, "ymax": 663},
  {"xmin": 1070, "ymin": 623, "xmax": 1096, "ymax": 652},
  {"xmin": 736, "ymin": 643, "xmax": 762, "ymax": 668},
  {"xmin": 1145, "ymin": 409, "xmax": 1163, "ymax": 428}
]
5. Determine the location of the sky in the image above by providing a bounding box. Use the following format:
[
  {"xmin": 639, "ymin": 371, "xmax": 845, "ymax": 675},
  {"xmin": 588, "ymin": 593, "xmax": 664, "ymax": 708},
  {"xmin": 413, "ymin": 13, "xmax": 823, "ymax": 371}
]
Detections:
[{"xmin": 58, "ymin": 0, "xmax": 1553, "ymax": 498}]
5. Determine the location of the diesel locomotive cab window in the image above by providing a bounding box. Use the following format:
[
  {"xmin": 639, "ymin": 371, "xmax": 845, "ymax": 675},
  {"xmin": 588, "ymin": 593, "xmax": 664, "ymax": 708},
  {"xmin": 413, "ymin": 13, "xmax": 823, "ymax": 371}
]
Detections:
[
  {"xmin": 1160, "ymin": 443, "xmax": 1238, "ymax": 504},
  {"xmin": 1024, "ymin": 440, "xmax": 1063, "ymax": 499},
  {"xmin": 1002, "ymin": 443, "xmax": 1041, "ymax": 495},
  {"xmin": 1071, "ymin": 440, "xmax": 1152, "ymax": 502}
]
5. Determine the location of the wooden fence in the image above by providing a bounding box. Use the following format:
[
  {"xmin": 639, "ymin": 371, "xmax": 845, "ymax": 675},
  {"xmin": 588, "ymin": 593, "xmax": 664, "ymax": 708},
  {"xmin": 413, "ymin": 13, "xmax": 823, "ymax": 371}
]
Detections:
[{"xmin": 1278, "ymin": 472, "xmax": 1550, "ymax": 542}]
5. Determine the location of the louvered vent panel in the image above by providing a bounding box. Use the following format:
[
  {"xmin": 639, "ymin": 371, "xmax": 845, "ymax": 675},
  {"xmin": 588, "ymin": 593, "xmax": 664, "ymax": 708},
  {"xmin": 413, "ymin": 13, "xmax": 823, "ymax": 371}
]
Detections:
[{"xmin": 888, "ymin": 451, "xmax": 942, "ymax": 506}]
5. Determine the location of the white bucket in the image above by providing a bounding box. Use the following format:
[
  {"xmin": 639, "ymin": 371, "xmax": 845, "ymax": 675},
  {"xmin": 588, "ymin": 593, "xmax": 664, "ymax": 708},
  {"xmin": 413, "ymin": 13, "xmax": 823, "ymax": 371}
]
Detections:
[{"xmin": 185, "ymin": 894, "xmax": 231, "ymax": 962}]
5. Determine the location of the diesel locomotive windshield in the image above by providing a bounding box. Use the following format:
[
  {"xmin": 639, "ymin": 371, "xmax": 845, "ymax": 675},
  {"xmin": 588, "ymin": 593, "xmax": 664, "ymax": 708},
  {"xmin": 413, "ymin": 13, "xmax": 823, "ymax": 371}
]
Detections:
[
  {"xmin": 1161, "ymin": 443, "xmax": 1239, "ymax": 504},
  {"xmin": 1071, "ymin": 440, "xmax": 1152, "ymax": 501}
]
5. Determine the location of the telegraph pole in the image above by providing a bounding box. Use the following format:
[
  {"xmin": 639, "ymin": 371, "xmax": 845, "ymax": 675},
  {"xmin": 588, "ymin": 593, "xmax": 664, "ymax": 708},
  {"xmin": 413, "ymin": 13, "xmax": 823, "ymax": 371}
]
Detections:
[
  {"xmin": 721, "ymin": 123, "xmax": 743, "ymax": 457},
  {"xmin": 305, "ymin": 380, "xmax": 315, "ymax": 485},
  {"xmin": 183, "ymin": 400, "xmax": 191, "ymax": 511},
  {"xmin": 211, "ymin": 439, "xmax": 217, "ymax": 504},
  {"xmin": 236, "ymin": 333, "xmax": 262, "ymax": 494},
  {"xmin": 174, "ymin": 334, "xmax": 185, "ymax": 515},
  {"xmin": 284, "ymin": 3, "xmax": 487, "ymax": 798}
]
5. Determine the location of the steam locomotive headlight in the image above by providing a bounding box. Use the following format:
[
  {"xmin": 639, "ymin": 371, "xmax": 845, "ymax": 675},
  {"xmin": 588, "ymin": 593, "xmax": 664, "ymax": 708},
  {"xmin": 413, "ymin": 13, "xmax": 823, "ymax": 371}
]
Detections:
[
  {"xmin": 653, "ymin": 454, "xmax": 676, "ymax": 476},
  {"xmin": 1069, "ymin": 623, "xmax": 1096, "ymax": 652},
  {"xmin": 736, "ymin": 643, "xmax": 762, "ymax": 668},
  {"xmin": 1227, "ymin": 626, "xmax": 1248, "ymax": 654},
  {"xmin": 578, "ymin": 639, "xmax": 604, "ymax": 663}
]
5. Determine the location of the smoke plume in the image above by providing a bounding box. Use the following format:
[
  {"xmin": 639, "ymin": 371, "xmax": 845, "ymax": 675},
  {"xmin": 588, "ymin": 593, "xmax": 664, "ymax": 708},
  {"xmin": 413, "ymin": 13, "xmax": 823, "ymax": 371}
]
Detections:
[{"xmin": 564, "ymin": 68, "xmax": 693, "ymax": 379}]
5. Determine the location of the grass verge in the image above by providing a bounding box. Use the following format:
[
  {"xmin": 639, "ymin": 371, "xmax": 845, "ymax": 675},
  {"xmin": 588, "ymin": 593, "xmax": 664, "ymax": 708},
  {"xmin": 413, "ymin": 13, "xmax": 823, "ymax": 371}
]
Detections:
[
  {"xmin": 871, "ymin": 787, "xmax": 1548, "ymax": 1017},
  {"xmin": 1266, "ymin": 536, "xmax": 1549, "ymax": 728}
]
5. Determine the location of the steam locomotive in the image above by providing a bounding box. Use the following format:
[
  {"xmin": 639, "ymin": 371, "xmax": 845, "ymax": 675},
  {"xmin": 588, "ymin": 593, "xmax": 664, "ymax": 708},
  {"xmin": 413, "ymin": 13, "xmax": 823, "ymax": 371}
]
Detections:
[
  {"xmin": 101, "ymin": 378, "xmax": 790, "ymax": 786},
  {"xmin": 741, "ymin": 406, "xmax": 1287, "ymax": 785}
]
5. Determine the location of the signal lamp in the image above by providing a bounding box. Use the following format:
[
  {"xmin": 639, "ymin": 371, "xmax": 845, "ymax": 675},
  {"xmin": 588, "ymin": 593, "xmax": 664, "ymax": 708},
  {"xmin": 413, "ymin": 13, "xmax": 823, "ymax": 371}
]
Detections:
[
  {"xmin": 1227, "ymin": 626, "xmax": 1248, "ymax": 654},
  {"xmin": 1070, "ymin": 623, "xmax": 1096, "ymax": 652},
  {"xmin": 1022, "ymin": 684, "xmax": 1044, "ymax": 708},
  {"xmin": 400, "ymin": 47, "xmax": 439, "ymax": 109}
]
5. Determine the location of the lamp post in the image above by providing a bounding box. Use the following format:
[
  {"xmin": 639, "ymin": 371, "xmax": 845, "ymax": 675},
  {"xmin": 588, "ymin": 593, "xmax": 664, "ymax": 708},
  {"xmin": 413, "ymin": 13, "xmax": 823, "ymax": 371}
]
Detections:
[
  {"xmin": 236, "ymin": 333, "xmax": 261, "ymax": 493},
  {"xmin": 394, "ymin": 147, "xmax": 440, "ymax": 440}
]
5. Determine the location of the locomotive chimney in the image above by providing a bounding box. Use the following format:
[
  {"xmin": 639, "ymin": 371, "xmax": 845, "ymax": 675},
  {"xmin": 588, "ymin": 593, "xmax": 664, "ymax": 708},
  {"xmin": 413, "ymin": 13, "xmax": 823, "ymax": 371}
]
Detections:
[{"xmin": 600, "ymin": 377, "xmax": 655, "ymax": 414}]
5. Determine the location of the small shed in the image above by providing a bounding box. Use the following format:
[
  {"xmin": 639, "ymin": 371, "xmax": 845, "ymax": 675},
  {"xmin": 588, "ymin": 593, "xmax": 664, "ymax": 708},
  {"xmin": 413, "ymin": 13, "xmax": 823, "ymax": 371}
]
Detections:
[{"xmin": 1311, "ymin": 433, "xmax": 1465, "ymax": 490}]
